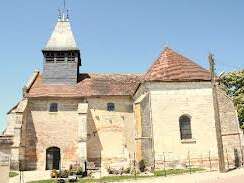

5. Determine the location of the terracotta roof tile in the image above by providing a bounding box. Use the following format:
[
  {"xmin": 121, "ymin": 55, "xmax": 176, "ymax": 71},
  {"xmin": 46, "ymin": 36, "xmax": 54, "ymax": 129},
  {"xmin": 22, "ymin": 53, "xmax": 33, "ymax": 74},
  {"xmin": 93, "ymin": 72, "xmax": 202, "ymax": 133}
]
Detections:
[
  {"xmin": 27, "ymin": 47, "xmax": 211, "ymax": 98},
  {"xmin": 27, "ymin": 73, "xmax": 143, "ymax": 98},
  {"xmin": 144, "ymin": 47, "xmax": 211, "ymax": 81}
]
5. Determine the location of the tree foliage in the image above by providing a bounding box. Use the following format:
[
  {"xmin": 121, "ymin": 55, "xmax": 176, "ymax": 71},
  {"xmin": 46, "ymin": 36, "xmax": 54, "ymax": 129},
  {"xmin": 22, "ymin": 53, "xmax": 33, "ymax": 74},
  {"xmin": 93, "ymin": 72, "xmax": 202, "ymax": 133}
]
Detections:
[{"xmin": 220, "ymin": 70, "xmax": 244, "ymax": 127}]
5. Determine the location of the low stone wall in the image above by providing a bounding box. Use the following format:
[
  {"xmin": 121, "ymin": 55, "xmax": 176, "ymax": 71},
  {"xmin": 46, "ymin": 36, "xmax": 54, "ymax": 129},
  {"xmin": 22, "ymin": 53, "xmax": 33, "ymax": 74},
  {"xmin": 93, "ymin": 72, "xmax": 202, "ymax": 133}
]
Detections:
[
  {"xmin": 0, "ymin": 135, "xmax": 13, "ymax": 183},
  {"xmin": 155, "ymin": 156, "xmax": 220, "ymax": 171},
  {"xmin": 0, "ymin": 154, "xmax": 10, "ymax": 183}
]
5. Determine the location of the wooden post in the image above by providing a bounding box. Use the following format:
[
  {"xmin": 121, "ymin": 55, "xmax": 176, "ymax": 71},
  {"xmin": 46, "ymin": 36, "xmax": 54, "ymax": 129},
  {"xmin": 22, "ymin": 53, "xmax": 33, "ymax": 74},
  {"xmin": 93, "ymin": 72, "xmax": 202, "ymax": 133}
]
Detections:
[
  {"xmin": 163, "ymin": 152, "xmax": 166, "ymax": 176},
  {"xmin": 133, "ymin": 152, "xmax": 137, "ymax": 180},
  {"xmin": 209, "ymin": 151, "xmax": 212, "ymax": 171},
  {"xmin": 188, "ymin": 151, "xmax": 192, "ymax": 174},
  {"xmin": 209, "ymin": 54, "xmax": 225, "ymax": 173},
  {"xmin": 201, "ymin": 154, "xmax": 203, "ymax": 168}
]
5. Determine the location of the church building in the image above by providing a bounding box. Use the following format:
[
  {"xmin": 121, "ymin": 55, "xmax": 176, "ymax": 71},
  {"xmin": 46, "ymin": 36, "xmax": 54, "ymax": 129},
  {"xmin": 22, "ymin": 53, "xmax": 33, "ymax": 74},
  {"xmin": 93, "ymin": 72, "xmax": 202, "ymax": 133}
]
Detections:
[{"xmin": 3, "ymin": 12, "xmax": 243, "ymax": 172}]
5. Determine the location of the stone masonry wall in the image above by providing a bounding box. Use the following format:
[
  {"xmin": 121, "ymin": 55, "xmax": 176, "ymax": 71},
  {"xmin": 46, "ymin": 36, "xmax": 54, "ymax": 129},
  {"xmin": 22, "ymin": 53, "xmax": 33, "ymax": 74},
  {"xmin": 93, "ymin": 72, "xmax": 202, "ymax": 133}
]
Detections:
[
  {"xmin": 0, "ymin": 136, "xmax": 13, "ymax": 183},
  {"xmin": 87, "ymin": 96, "xmax": 135, "ymax": 169},
  {"xmin": 24, "ymin": 98, "xmax": 84, "ymax": 170},
  {"xmin": 145, "ymin": 82, "xmax": 219, "ymax": 169},
  {"xmin": 217, "ymin": 87, "xmax": 243, "ymax": 169},
  {"xmin": 136, "ymin": 94, "xmax": 154, "ymax": 166}
]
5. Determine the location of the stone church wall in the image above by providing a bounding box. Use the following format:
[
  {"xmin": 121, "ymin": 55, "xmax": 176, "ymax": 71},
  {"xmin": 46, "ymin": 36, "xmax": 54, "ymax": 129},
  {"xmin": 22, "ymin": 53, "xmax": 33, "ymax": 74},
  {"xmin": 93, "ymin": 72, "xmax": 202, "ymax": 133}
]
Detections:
[
  {"xmin": 217, "ymin": 87, "xmax": 243, "ymax": 169},
  {"xmin": 134, "ymin": 93, "xmax": 154, "ymax": 166},
  {"xmin": 23, "ymin": 98, "xmax": 84, "ymax": 170},
  {"xmin": 4, "ymin": 100, "xmax": 28, "ymax": 170},
  {"xmin": 0, "ymin": 136, "xmax": 13, "ymax": 183},
  {"xmin": 86, "ymin": 96, "xmax": 135, "ymax": 169},
  {"xmin": 146, "ymin": 82, "xmax": 220, "ymax": 169}
]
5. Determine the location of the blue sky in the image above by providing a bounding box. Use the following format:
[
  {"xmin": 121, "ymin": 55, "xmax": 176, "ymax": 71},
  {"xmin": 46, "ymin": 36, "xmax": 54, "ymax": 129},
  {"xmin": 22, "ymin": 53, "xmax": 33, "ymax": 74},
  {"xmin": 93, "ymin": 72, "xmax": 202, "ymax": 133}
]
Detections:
[{"xmin": 0, "ymin": 0, "xmax": 243, "ymax": 131}]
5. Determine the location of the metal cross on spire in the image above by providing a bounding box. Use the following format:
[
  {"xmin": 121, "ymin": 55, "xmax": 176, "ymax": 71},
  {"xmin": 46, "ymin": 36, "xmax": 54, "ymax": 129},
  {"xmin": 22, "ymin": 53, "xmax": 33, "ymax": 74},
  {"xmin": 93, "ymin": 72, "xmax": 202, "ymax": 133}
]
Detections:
[
  {"xmin": 63, "ymin": 0, "xmax": 66, "ymax": 12},
  {"xmin": 58, "ymin": 0, "xmax": 69, "ymax": 21}
]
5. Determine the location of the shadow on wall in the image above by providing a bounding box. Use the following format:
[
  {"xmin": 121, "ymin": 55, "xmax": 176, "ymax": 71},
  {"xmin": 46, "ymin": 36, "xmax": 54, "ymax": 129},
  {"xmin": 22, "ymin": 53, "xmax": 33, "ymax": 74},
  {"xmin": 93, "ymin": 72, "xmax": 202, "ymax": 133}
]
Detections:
[
  {"xmin": 234, "ymin": 148, "xmax": 240, "ymax": 168},
  {"xmin": 23, "ymin": 110, "xmax": 37, "ymax": 170},
  {"xmin": 87, "ymin": 110, "xmax": 102, "ymax": 167}
]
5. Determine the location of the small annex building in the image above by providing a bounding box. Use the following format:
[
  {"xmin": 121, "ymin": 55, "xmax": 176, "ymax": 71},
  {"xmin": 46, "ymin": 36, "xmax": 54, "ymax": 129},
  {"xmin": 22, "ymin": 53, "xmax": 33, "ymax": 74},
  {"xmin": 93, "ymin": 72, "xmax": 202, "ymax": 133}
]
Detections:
[{"xmin": 3, "ymin": 12, "xmax": 243, "ymax": 172}]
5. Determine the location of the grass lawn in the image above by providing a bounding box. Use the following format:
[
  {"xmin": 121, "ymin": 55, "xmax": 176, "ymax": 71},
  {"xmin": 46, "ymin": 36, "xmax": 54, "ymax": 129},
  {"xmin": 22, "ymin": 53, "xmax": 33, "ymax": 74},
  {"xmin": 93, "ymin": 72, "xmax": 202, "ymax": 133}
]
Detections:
[
  {"xmin": 9, "ymin": 171, "xmax": 19, "ymax": 177},
  {"xmin": 154, "ymin": 167, "xmax": 205, "ymax": 176},
  {"xmin": 28, "ymin": 168, "xmax": 205, "ymax": 183},
  {"xmin": 28, "ymin": 176, "xmax": 149, "ymax": 183},
  {"xmin": 28, "ymin": 181, "xmax": 56, "ymax": 183}
]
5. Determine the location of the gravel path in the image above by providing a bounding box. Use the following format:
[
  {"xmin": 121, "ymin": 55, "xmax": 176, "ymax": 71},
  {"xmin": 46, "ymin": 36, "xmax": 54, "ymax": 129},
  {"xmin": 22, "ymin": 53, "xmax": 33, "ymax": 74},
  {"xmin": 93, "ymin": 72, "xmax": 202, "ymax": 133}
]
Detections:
[{"xmin": 122, "ymin": 168, "xmax": 244, "ymax": 183}]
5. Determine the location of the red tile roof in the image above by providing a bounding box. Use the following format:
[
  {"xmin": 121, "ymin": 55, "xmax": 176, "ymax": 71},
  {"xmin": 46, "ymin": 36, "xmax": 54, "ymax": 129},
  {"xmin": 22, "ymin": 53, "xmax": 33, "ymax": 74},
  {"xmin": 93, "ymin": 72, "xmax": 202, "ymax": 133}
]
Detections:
[
  {"xmin": 27, "ymin": 73, "xmax": 143, "ymax": 98},
  {"xmin": 26, "ymin": 47, "xmax": 212, "ymax": 98},
  {"xmin": 144, "ymin": 48, "xmax": 211, "ymax": 81}
]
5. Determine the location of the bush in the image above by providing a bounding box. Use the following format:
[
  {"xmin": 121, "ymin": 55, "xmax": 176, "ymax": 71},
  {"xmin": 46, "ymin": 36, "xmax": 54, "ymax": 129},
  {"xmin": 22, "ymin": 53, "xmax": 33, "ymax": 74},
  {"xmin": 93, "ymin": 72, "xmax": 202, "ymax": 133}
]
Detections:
[
  {"xmin": 139, "ymin": 160, "xmax": 146, "ymax": 172},
  {"xmin": 107, "ymin": 167, "xmax": 122, "ymax": 175},
  {"xmin": 60, "ymin": 170, "xmax": 69, "ymax": 178},
  {"xmin": 123, "ymin": 167, "xmax": 131, "ymax": 174},
  {"xmin": 76, "ymin": 167, "xmax": 83, "ymax": 175},
  {"xmin": 50, "ymin": 169, "xmax": 58, "ymax": 178}
]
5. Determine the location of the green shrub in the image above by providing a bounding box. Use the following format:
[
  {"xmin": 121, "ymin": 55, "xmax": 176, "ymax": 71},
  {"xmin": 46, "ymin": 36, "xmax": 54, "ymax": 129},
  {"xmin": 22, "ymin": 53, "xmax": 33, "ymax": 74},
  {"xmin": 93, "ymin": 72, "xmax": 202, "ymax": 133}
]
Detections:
[
  {"xmin": 59, "ymin": 170, "xmax": 69, "ymax": 178},
  {"xmin": 76, "ymin": 166, "xmax": 83, "ymax": 175},
  {"xmin": 123, "ymin": 167, "xmax": 131, "ymax": 174},
  {"xmin": 50, "ymin": 169, "xmax": 58, "ymax": 178},
  {"xmin": 139, "ymin": 160, "xmax": 146, "ymax": 172}
]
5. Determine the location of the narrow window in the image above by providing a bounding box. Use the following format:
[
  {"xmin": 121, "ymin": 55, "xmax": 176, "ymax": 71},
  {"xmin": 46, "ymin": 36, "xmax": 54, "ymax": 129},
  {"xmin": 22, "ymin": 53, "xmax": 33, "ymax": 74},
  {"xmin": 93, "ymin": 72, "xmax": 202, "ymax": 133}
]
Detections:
[
  {"xmin": 179, "ymin": 115, "xmax": 192, "ymax": 140},
  {"xmin": 107, "ymin": 103, "xmax": 115, "ymax": 112},
  {"xmin": 49, "ymin": 103, "xmax": 58, "ymax": 112}
]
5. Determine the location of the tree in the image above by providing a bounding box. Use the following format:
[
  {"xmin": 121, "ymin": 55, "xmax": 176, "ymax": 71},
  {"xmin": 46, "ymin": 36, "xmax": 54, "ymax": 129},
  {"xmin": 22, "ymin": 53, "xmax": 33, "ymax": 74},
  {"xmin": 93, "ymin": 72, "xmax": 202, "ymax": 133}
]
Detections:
[{"xmin": 220, "ymin": 70, "xmax": 244, "ymax": 127}]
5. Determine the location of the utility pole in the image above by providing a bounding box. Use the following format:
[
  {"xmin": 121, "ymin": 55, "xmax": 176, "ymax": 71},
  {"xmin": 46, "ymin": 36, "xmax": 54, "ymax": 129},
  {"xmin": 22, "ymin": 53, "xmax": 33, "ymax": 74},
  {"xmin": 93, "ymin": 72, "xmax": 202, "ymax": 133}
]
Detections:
[{"xmin": 209, "ymin": 53, "xmax": 225, "ymax": 173}]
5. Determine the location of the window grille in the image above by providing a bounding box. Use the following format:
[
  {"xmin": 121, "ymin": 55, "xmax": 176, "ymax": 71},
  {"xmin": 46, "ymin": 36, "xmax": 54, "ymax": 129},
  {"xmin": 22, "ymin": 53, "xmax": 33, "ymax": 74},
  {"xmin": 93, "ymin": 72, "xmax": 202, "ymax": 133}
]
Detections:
[
  {"xmin": 49, "ymin": 103, "xmax": 58, "ymax": 112},
  {"xmin": 179, "ymin": 115, "xmax": 192, "ymax": 140},
  {"xmin": 107, "ymin": 103, "xmax": 115, "ymax": 112}
]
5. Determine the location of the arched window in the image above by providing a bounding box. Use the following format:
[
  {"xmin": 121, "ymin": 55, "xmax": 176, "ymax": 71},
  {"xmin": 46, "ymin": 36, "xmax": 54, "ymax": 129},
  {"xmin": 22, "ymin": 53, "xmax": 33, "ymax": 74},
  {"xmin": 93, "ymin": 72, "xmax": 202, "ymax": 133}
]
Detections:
[
  {"xmin": 179, "ymin": 115, "xmax": 192, "ymax": 140},
  {"xmin": 49, "ymin": 103, "xmax": 58, "ymax": 112},
  {"xmin": 107, "ymin": 103, "xmax": 115, "ymax": 111}
]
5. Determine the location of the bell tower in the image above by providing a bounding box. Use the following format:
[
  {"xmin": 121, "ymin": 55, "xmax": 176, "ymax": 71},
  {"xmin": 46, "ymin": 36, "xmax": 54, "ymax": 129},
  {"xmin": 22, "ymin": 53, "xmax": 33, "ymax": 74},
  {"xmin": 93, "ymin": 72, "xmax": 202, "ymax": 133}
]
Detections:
[{"xmin": 42, "ymin": 10, "xmax": 81, "ymax": 85}]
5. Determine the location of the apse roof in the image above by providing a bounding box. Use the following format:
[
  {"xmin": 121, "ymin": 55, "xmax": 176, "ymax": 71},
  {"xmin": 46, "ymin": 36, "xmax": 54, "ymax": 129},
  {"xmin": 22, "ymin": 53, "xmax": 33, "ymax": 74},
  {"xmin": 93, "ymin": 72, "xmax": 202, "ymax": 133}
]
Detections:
[{"xmin": 144, "ymin": 47, "xmax": 211, "ymax": 81}]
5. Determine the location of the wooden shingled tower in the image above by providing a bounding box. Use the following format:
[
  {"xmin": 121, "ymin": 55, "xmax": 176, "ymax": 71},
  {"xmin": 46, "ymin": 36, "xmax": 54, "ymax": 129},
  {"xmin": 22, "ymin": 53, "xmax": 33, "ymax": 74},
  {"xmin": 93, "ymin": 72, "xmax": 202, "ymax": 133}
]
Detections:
[{"xmin": 42, "ymin": 10, "xmax": 81, "ymax": 85}]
